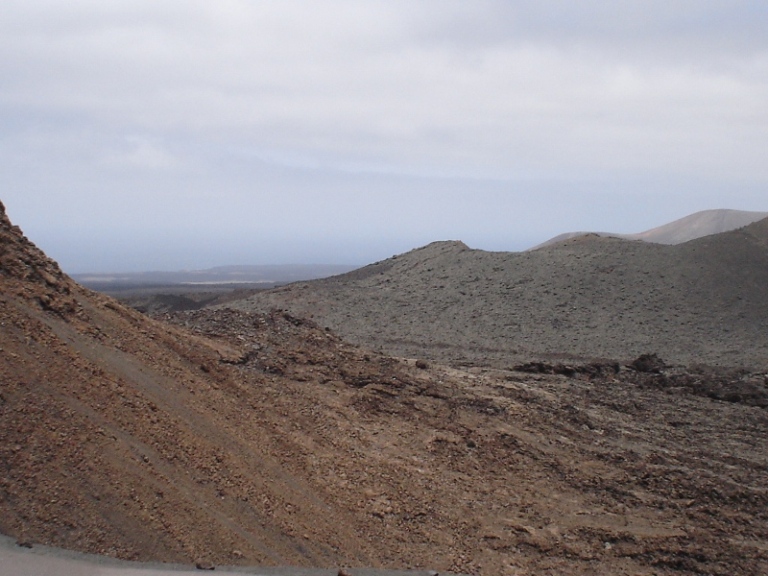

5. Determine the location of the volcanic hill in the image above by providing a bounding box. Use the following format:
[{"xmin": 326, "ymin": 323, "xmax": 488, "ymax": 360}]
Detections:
[
  {"xmin": 226, "ymin": 220, "xmax": 768, "ymax": 369},
  {"xmin": 1, "ymin": 201, "xmax": 767, "ymax": 576},
  {"xmin": 533, "ymin": 208, "xmax": 768, "ymax": 248}
]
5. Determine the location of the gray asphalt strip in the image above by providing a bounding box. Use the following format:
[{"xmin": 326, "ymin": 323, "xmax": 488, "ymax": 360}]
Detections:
[{"xmin": 0, "ymin": 536, "xmax": 449, "ymax": 576}]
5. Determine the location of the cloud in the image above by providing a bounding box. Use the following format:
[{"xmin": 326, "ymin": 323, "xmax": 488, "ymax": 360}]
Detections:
[
  {"xmin": 101, "ymin": 136, "xmax": 181, "ymax": 170},
  {"xmin": 3, "ymin": 1, "xmax": 766, "ymax": 177},
  {"xmin": 1, "ymin": 1, "xmax": 767, "ymax": 271}
]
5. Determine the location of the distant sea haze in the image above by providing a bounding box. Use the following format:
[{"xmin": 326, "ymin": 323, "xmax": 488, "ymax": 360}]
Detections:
[{"xmin": 72, "ymin": 264, "xmax": 359, "ymax": 290}]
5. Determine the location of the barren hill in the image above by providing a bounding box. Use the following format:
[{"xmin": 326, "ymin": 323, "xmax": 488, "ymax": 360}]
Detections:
[
  {"xmin": 1, "ymin": 202, "xmax": 768, "ymax": 575},
  {"xmin": 0, "ymin": 203, "xmax": 396, "ymax": 569},
  {"xmin": 533, "ymin": 208, "xmax": 768, "ymax": 249},
  {"xmin": 228, "ymin": 221, "xmax": 768, "ymax": 369}
]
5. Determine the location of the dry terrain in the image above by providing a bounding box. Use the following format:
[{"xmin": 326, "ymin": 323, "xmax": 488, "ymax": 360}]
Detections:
[
  {"xmin": 226, "ymin": 220, "xmax": 768, "ymax": 370},
  {"xmin": 1, "ymin": 201, "xmax": 767, "ymax": 575}
]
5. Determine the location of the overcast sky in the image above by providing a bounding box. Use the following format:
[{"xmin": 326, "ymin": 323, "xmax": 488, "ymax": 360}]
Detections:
[{"xmin": 2, "ymin": 1, "xmax": 767, "ymax": 273}]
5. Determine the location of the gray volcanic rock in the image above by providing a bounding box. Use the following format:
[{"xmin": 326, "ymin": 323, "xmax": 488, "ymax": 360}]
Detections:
[
  {"xmin": 226, "ymin": 220, "xmax": 768, "ymax": 368},
  {"xmin": 532, "ymin": 208, "xmax": 768, "ymax": 249}
]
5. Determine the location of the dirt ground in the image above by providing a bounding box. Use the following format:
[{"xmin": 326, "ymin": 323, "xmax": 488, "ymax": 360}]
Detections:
[
  {"xmin": 1, "ymin": 201, "xmax": 767, "ymax": 575},
  {"xmin": 162, "ymin": 308, "xmax": 768, "ymax": 575}
]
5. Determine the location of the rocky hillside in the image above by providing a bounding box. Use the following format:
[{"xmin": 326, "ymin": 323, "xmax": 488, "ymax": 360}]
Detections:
[
  {"xmin": 0, "ymin": 202, "xmax": 380, "ymax": 569},
  {"xmin": 1, "ymin": 201, "xmax": 767, "ymax": 575},
  {"xmin": 228, "ymin": 219, "xmax": 768, "ymax": 369}
]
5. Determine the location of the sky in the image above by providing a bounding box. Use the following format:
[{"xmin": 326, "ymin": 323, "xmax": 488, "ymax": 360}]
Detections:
[{"xmin": 1, "ymin": 1, "xmax": 767, "ymax": 273}]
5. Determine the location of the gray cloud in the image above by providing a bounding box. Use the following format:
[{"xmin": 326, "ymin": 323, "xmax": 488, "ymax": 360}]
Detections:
[{"xmin": 1, "ymin": 1, "xmax": 766, "ymax": 271}]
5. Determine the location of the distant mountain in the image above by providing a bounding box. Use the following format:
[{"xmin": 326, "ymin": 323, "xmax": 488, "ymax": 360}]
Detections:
[
  {"xmin": 228, "ymin": 218, "xmax": 768, "ymax": 368},
  {"xmin": 531, "ymin": 209, "xmax": 768, "ymax": 249}
]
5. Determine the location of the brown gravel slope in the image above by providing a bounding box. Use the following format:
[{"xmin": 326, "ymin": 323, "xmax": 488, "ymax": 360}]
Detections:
[
  {"xmin": 0, "ymin": 202, "xmax": 386, "ymax": 568},
  {"xmin": 227, "ymin": 220, "xmax": 768, "ymax": 369},
  {"xmin": 1, "ymin": 201, "xmax": 768, "ymax": 576}
]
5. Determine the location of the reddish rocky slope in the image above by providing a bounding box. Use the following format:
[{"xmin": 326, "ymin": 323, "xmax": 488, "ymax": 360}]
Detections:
[{"xmin": 0, "ymin": 201, "xmax": 383, "ymax": 567}]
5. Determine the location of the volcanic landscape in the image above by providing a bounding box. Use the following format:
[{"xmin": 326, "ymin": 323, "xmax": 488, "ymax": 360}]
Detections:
[{"xmin": 1, "ymin": 201, "xmax": 766, "ymax": 576}]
